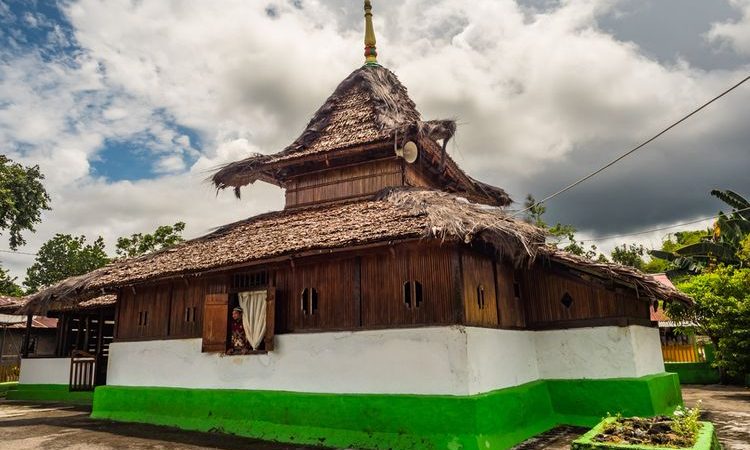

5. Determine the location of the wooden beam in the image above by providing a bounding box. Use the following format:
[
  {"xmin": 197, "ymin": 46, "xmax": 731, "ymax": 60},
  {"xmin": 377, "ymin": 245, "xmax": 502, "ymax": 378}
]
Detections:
[{"xmin": 22, "ymin": 314, "xmax": 32, "ymax": 358}]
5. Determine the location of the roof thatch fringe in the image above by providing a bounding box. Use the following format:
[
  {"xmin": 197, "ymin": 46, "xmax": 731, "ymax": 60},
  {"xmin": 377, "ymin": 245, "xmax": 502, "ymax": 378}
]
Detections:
[
  {"xmin": 380, "ymin": 188, "xmax": 542, "ymax": 264},
  {"xmin": 540, "ymin": 248, "xmax": 692, "ymax": 304}
]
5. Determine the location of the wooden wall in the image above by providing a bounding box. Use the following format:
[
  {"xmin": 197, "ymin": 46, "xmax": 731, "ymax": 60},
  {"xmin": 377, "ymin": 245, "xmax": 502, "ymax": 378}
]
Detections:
[
  {"xmin": 117, "ymin": 279, "xmax": 211, "ymax": 340},
  {"xmin": 274, "ymin": 244, "xmax": 457, "ymax": 332},
  {"xmin": 284, "ymin": 159, "xmax": 404, "ymax": 208},
  {"xmin": 360, "ymin": 245, "xmax": 455, "ymax": 328},
  {"xmin": 115, "ymin": 244, "xmax": 653, "ymax": 341},
  {"xmin": 519, "ymin": 265, "xmax": 651, "ymax": 329}
]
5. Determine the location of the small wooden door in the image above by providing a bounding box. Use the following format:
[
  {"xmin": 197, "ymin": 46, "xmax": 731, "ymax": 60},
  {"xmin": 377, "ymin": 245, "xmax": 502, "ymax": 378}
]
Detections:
[{"xmin": 202, "ymin": 293, "xmax": 229, "ymax": 353}]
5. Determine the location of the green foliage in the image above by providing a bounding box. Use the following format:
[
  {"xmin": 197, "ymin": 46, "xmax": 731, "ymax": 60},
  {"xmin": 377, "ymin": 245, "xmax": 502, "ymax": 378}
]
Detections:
[
  {"xmin": 23, "ymin": 234, "xmax": 110, "ymax": 293},
  {"xmin": 115, "ymin": 222, "xmax": 186, "ymax": 258},
  {"xmin": 671, "ymin": 402, "xmax": 702, "ymax": 440},
  {"xmin": 524, "ymin": 195, "xmax": 600, "ymax": 259},
  {"xmin": 610, "ymin": 244, "xmax": 646, "ymax": 270},
  {"xmin": 523, "ymin": 194, "xmax": 547, "ymax": 228},
  {"xmin": 669, "ymin": 266, "xmax": 750, "ymax": 377},
  {"xmin": 650, "ymin": 190, "xmax": 749, "ymax": 274},
  {"xmin": 0, "ymin": 266, "xmax": 23, "ymax": 296},
  {"xmin": 0, "ymin": 155, "xmax": 51, "ymax": 250}
]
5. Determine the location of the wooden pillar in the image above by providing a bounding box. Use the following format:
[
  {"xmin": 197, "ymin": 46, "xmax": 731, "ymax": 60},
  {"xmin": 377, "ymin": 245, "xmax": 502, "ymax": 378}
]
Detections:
[
  {"xmin": 95, "ymin": 310, "xmax": 104, "ymax": 356},
  {"xmin": 83, "ymin": 315, "xmax": 91, "ymax": 353},
  {"xmin": 22, "ymin": 314, "xmax": 33, "ymax": 358}
]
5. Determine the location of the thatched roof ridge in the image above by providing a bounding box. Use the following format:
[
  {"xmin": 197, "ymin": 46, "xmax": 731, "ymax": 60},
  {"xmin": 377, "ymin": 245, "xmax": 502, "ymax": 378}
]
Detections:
[
  {"xmin": 540, "ymin": 248, "xmax": 692, "ymax": 304},
  {"xmin": 24, "ymin": 189, "xmax": 543, "ymax": 312}
]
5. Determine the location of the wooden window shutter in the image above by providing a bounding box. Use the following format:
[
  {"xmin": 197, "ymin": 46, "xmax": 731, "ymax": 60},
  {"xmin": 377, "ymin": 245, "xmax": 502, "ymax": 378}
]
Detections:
[
  {"xmin": 264, "ymin": 287, "xmax": 276, "ymax": 351},
  {"xmin": 202, "ymin": 293, "xmax": 228, "ymax": 353}
]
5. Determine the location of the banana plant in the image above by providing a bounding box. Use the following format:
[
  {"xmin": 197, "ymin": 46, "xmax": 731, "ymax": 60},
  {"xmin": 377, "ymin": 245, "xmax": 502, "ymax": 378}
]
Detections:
[{"xmin": 649, "ymin": 189, "xmax": 749, "ymax": 274}]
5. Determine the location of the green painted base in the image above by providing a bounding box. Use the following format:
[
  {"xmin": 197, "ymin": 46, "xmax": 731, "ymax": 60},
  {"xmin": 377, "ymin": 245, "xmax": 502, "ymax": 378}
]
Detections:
[
  {"xmin": 571, "ymin": 418, "xmax": 720, "ymax": 450},
  {"xmin": 7, "ymin": 384, "xmax": 93, "ymax": 405},
  {"xmin": 0, "ymin": 381, "xmax": 18, "ymax": 397},
  {"xmin": 92, "ymin": 373, "xmax": 681, "ymax": 450},
  {"xmin": 665, "ymin": 363, "xmax": 721, "ymax": 385}
]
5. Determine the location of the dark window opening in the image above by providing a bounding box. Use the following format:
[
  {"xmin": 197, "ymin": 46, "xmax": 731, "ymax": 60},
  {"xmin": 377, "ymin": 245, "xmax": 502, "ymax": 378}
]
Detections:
[
  {"xmin": 184, "ymin": 306, "xmax": 197, "ymax": 323},
  {"xmin": 513, "ymin": 281, "xmax": 521, "ymax": 300},
  {"xmin": 561, "ymin": 292, "xmax": 573, "ymax": 309},
  {"xmin": 403, "ymin": 281, "xmax": 423, "ymax": 309},
  {"xmin": 301, "ymin": 287, "xmax": 318, "ymax": 316},
  {"xmin": 477, "ymin": 285, "xmax": 486, "ymax": 309},
  {"xmin": 138, "ymin": 310, "xmax": 149, "ymax": 326}
]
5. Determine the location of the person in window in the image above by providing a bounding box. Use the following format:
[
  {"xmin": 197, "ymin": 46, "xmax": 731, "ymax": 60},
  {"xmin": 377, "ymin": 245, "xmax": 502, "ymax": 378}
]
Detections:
[{"xmin": 226, "ymin": 306, "xmax": 251, "ymax": 355}]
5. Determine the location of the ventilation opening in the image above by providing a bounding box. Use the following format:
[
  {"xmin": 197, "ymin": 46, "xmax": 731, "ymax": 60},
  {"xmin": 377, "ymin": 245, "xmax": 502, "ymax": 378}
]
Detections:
[
  {"xmin": 403, "ymin": 281, "xmax": 423, "ymax": 309},
  {"xmin": 561, "ymin": 292, "xmax": 573, "ymax": 309},
  {"xmin": 477, "ymin": 285, "xmax": 486, "ymax": 309},
  {"xmin": 301, "ymin": 287, "xmax": 319, "ymax": 315},
  {"xmin": 403, "ymin": 281, "xmax": 412, "ymax": 309},
  {"xmin": 513, "ymin": 281, "xmax": 521, "ymax": 300}
]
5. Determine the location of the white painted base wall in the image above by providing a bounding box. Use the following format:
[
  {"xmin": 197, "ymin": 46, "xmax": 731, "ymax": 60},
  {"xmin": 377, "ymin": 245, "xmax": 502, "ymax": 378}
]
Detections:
[
  {"xmin": 19, "ymin": 358, "xmax": 71, "ymax": 385},
  {"xmin": 107, "ymin": 325, "xmax": 665, "ymax": 396}
]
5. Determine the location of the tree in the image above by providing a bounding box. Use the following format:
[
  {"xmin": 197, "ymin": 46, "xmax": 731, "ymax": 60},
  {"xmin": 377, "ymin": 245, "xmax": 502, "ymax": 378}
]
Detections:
[
  {"xmin": 610, "ymin": 244, "xmax": 646, "ymax": 270},
  {"xmin": 0, "ymin": 155, "xmax": 51, "ymax": 250},
  {"xmin": 23, "ymin": 234, "xmax": 110, "ymax": 293},
  {"xmin": 668, "ymin": 265, "xmax": 750, "ymax": 380},
  {"xmin": 115, "ymin": 222, "xmax": 186, "ymax": 258},
  {"xmin": 0, "ymin": 266, "xmax": 23, "ymax": 296},
  {"xmin": 523, "ymin": 195, "xmax": 601, "ymax": 260}
]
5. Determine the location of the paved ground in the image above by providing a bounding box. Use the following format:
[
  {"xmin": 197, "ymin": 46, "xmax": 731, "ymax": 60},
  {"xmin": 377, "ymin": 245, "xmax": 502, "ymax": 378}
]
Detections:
[
  {"xmin": 682, "ymin": 384, "xmax": 750, "ymax": 450},
  {"xmin": 0, "ymin": 402, "xmax": 316, "ymax": 449},
  {"xmin": 0, "ymin": 385, "xmax": 748, "ymax": 449}
]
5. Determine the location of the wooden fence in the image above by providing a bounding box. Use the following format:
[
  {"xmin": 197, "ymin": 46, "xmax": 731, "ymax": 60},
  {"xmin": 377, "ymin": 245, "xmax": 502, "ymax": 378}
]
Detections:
[
  {"xmin": 0, "ymin": 361, "xmax": 20, "ymax": 383},
  {"xmin": 661, "ymin": 343, "xmax": 706, "ymax": 363}
]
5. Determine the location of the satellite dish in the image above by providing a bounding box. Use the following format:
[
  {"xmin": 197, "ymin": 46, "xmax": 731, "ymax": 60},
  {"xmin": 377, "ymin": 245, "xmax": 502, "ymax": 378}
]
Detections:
[{"xmin": 396, "ymin": 141, "xmax": 419, "ymax": 164}]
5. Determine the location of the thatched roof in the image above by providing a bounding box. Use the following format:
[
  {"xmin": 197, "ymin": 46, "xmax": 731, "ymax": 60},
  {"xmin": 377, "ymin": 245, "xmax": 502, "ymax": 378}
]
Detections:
[
  {"xmin": 24, "ymin": 188, "xmax": 542, "ymax": 312},
  {"xmin": 211, "ymin": 65, "xmax": 511, "ymax": 207},
  {"xmin": 0, "ymin": 295, "xmax": 24, "ymax": 315},
  {"xmin": 24, "ymin": 188, "xmax": 692, "ymax": 313},
  {"xmin": 540, "ymin": 249, "xmax": 693, "ymax": 304}
]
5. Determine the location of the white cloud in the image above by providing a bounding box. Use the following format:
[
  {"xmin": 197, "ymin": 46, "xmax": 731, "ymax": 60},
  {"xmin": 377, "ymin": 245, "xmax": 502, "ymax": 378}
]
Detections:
[{"xmin": 707, "ymin": 0, "xmax": 750, "ymax": 55}]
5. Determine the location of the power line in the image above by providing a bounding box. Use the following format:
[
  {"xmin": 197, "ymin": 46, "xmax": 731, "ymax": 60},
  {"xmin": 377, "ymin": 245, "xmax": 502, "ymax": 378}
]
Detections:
[
  {"xmin": 558, "ymin": 205, "xmax": 750, "ymax": 244},
  {"xmin": 0, "ymin": 249, "xmax": 37, "ymax": 256},
  {"xmin": 512, "ymin": 74, "xmax": 750, "ymax": 218}
]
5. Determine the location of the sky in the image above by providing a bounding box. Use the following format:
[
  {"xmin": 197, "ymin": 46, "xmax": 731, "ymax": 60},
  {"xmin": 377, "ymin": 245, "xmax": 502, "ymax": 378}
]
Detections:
[{"xmin": 1, "ymin": 0, "xmax": 750, "ymax": 281}]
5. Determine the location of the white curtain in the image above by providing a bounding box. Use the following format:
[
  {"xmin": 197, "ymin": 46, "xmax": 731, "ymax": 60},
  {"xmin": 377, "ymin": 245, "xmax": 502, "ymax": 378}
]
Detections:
[{"xmin": 238, "ymin": 290, "xmax": 267, "ymax": 350}]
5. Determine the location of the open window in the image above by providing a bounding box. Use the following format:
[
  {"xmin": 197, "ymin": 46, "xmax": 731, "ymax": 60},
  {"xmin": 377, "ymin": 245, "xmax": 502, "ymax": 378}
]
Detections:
[{"xmin": 202, "ymin": 287, "xmax": 276, "ymax": 354}]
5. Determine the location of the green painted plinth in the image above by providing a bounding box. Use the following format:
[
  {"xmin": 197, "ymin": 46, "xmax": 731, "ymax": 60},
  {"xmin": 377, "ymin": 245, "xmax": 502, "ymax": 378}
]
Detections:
[
  {"xmin": 91, "ymin": 373, "xmax": 682, "ymax": 450},
  {"xmin": 665, "ymin": 363, "xmax": 721, "ymax": 385},
  {"xmin": 571, "ymin": 418, "xmax": 720, "ymax": 450},
  {"xmin": 6, "ymin": 384, "xmax": 93, "ymax": 405},
  {"xmin": 0, "ymin": 381, "xmax": 18, "ymax": 397}
]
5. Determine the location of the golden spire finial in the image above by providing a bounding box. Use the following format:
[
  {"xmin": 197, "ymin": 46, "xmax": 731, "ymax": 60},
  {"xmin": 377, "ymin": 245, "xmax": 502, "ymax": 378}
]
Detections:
[{"xmin": 364, "ymin": 0, "xmax": 378, "ymax": 65}]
